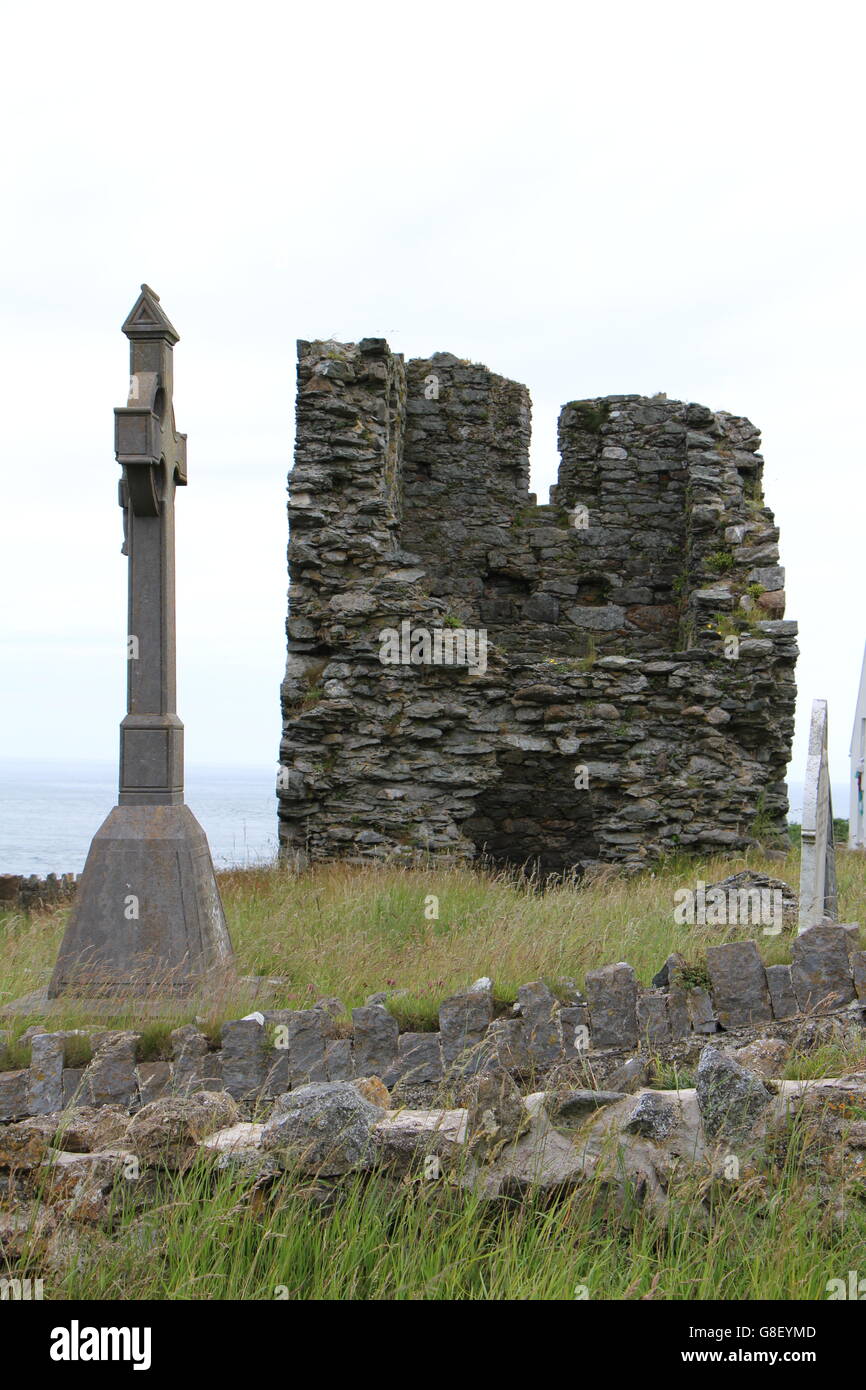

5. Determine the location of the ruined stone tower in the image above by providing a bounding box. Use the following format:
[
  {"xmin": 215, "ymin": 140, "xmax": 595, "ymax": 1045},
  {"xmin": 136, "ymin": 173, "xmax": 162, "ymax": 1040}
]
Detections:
[{"xmin": 277, "ymin": 339, "xmax": 797, "ymax": 873}]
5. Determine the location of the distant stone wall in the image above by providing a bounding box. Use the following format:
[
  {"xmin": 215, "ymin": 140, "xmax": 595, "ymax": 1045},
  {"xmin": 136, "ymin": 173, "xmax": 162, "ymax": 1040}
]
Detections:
[
  {"xmin": 278, "ymin": 340, "xmax": 797, "ymax": 872},
  {"xmin": 2, "ymin": 925, "xmax": 861, "ymax": 1124},
  {"xmin": 0, "ymin": 874, "xmax": 79, "ymax": 912}
]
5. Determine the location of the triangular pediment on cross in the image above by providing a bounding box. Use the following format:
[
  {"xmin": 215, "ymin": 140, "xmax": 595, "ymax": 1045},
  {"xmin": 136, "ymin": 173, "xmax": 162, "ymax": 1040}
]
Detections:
[{"xmin": 122, "ymin": 284, "xmax": 180, "ymax": 343}]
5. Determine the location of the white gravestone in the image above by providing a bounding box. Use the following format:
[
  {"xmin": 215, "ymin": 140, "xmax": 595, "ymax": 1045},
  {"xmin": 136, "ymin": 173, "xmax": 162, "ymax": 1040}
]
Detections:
[
  {"xmin": 849, "ymin": 643, "xmax": 866, "ymax": 849},
  {"xmin": 798, "ymin": 697, "xmax": 838, "ymax": 933}
]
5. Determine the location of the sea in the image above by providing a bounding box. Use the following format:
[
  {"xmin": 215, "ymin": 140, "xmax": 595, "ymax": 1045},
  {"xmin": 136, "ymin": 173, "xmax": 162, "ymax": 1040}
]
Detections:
[
  {"xmin": 0, "ymin": 759, "xmax": 278, "ymax": 875},
  {"xmin": 0, "ymin": 761, "xmax": 852, "ymax": 877}
]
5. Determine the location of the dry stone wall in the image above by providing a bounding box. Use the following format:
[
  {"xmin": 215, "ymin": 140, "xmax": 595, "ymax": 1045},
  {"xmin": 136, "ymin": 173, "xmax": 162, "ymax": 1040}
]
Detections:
[
  {"xmin": 0, "ymin": 874, "xmax": 79, "ymax": 911},
  {"xmin": 278, "ymin": 340, "xmax": 797, "ymax": 873},
  {"xmin": 2, "ymin": 925, "xmax": 863, "ymax": 1125}
]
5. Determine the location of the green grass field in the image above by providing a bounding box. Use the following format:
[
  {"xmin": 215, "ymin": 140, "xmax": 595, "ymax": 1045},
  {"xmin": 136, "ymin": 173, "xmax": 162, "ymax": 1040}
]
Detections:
[
  {"xmin": 35, "ymin": 1143, "xmax": 866, "ymax": 1301},
  {"xmin": 2, "ymin": 842, "xmax": 863, "ymax": 1039}
]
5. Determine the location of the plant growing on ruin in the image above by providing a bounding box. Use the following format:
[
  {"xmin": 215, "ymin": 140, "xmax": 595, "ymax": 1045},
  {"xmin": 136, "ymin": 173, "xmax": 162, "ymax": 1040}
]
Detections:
[
  {"xmin": 706, "ymin": 613, "xmax": 740, "ymax": 639},
  {"xmin": 678, "ymin": 612, "xmax": 696, "ymax": 649},
  {"xmin": 744, "ymin": 479, "xmax": 764, "ymax": 505},
  {"xmin": 673, "ymin": 961, "xmax": 711, "ymax": 991},
  {"xmin": 672, "ymin": 572, "xmax": 689, "ymax": 599},
  {"xmin": 749, "ymin": 791, "xmax": 773, "ymax": 841},
  {"xmin": 652, "ymin": 1060, "xmax": 697, "ymax": 1091},
  {"xmin": 566, "ymin": 400, "xmax": 611, "ymax": 433},
  {"xmin": 64, "ymin": 1034, "xmax": 95, "ymax": 1068},
  {"xmin": 0, "ymin": 1035, "xmax": 32, "ymax": 1070}
]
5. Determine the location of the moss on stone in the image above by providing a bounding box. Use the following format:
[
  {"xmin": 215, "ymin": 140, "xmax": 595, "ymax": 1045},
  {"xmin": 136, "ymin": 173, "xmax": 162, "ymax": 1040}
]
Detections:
[{"xmin": 566, "ymin": 400, "xmax": 611, "ymax": 433}]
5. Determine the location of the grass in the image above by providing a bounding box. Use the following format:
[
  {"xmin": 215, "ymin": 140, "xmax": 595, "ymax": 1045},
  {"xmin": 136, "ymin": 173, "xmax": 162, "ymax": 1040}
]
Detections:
[
  {"xmin": 3, "ymin": 844, "xmax": 866, "ymax": 1042},
  {"xmin": 8, "ymin": 1130, "xmax": 866, "ymax": 1300},
  {"xmin": 706, "ymin": 550, "xmax": 735, "ymax": 574},
  {"xmin": 782, "ymin": 1039, "xmax": 866, "ymax": 1080}
]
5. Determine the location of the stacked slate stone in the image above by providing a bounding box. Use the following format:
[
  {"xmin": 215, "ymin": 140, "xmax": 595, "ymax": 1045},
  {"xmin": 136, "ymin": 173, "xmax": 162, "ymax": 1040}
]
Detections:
[
  {"xmin": 3, "ymin": 926, "xmax": 865, "ymax": 1124},
  {"xmin": 278, "ymin": 342, "xmax": 797, "ymax": 873},
  {"xmin": 0, "ymin": 874, "xmax": 79, "ymax": 911}
]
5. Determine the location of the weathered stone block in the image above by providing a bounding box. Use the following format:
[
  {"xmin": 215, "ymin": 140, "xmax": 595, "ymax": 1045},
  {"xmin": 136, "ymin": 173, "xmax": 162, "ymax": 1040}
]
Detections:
[
  {"xmin": 696, "ymin": 1045, "xmax": 772, "ymax": 1143},
  {"xmin": 766, "ymin": 963, "xmax": 798, "ymax": 1020},
  {"xmin": 439, "ymin": 988, "xmax": 493, "ymax": 1066},
  {"xmin": 261, "ymin": 1082, "xmax": 381, "ymax": 1175},
  {"xmin": 485, "ymin": 1017, "xmax": 530, "ymax": 1072},
  {"xmin": 324, "ymin": 1039, "xmax": 353, "ymax": 1082},
  {"xmin": 26, "ymin": 1032, "xmax": 66, "ymax": 1115},
  {"xmin": 83, "ymin": 1032, "xmax": 139, "ymax": 1108},
  {"xmin": 263, "ymin": 1049, "xmax": 290, "ymax": 1095},
  {"xmin": 62, "ymin": 1068, "xmax": 86, "ymax": 1108},
  {"xmin": 0, "ymin": 1115, "xmax": 56, "ymax": 1168},
  {"xmin": 0, "ymin": 1069, "xmax": 28, "ymax": 1122},
  {"xmin": 584, "ymin": 962, "xmax": 638, "ymax": 1048},
  {"xmin": 560, "ymin": 1005, "xmax": 591, "ymax": 1061},
  {"xmin": 190, "ymin": 1053, "xmax": 222, "ymax": 1092},
  {"xmin": 517, "ymin": 981, "xmax": 563, "ymax": 1067},
  {"xmin": 652, "ymin": 951, "xmax": 687, "ymax": 989},
  {"xmin": 351, "ymin": 1005, "xmax": 398, "ymax": 1078},
  {"xmin": 636, "ymin": 990, "xmax": 671, "ymax": 1046},
  {"xmin": 706, "ymin": 941, "xmax": 772, "ymax": 1028},
  {"xmin": 373, "ymin": 1108, "xmax": 467, "ymax": 1173},
  {"xmin": 136, "ymin": 1062, "xmax": 171, "ymax": 1106},
  {"xmin": 127, "ymin": 1092, "xmax": 240, "ymax": 1169},
  {"xmin": 171, "ymin": 1023, "xmax": 208, "ymax": 1058},
  {"xmin": 523, "ymin": 593, "xmax": 560, "ymax": 624},
  {"xmin": 608, "ymin": 1055, "xmax": 650, "ymax": 1092},
  {"xmin": 57, "ymin": 1105, "xmax": 131, "ymax": 1153},
  {"xmin": 171, "ymin": 1024, "xmax": 210, "ymax": 1094},
  {"xmin": 623, "ymin": 1091, "xmax": 678, "ymax": 1141},
  {"xmin": 732, "ymin": 1038, "xmax": 790, "ymax": 1080},
  {"xmin": 791, "ymin": 924, "xmax": 857, "ymax": 1014},
  {"xmin": 262, "ymin": 1009, "xmax": 295, "ymax": 1027},
  {"xmin": 465, "ymin": 1071, "xmax": 529, "ymax": 1153},
  {"xmin": 394, "ymin": 1032, "xmax": 443, "ymax": 1085},
  {"xmin": 284, "ymin": 1010, "xmax": 328, "ymax": 1086},
  {"xmin": 685, "ymin": 987, "xmax": 718, "ymax": 1034},
  {"xmin": 221, "ymin": 1019, "xmax": 267, "ymax": 1100},
  {"xmin": 667, "ymin": 986, "xmax": 691, "ymax": 1039}
]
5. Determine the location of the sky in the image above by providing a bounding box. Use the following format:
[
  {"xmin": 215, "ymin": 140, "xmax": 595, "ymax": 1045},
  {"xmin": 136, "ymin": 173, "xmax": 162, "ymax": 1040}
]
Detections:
[{"xmin": 1, "ymin": 0, "xmax": 864, "ymax": 808}]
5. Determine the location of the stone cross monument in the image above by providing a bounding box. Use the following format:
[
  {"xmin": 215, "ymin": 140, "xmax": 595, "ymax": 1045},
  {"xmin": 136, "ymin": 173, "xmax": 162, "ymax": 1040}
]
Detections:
[
  {"xmin": 49, "ymin": 287, "xmax": 235, "ymax": 997},
  {"xmin": 797, "ymin": 697, "xmax": 838, "ymax": 933}
]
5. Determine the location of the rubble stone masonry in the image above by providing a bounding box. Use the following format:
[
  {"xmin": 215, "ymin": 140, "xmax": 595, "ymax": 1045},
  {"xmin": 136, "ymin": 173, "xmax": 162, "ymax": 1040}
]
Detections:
[{"xmin": 278, "ymin": 339, "xmax": 797, "ymax": 873}]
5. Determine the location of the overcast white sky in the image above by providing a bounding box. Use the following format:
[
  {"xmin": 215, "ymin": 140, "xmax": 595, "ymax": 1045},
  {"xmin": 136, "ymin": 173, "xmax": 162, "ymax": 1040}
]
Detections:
[{"xmin": 1, "ymin": 0, "xmax": 864, "ymax": 801}]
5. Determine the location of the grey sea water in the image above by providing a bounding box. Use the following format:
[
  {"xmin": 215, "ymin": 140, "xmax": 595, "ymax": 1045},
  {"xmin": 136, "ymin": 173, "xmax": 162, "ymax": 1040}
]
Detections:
[{"xmin": 0, "ymin": 759, "xmax": 278, "ymax": 875}]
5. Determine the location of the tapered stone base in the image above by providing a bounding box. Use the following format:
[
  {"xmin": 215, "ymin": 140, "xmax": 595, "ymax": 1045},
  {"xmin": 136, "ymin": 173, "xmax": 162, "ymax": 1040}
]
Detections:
[{"xmin": 48, "ymin": 804, "xmax": 235, "ymax": 998}]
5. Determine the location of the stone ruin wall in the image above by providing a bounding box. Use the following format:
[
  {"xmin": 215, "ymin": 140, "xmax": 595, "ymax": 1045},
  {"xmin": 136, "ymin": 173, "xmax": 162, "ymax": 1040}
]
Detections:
[{"xmin": 277, "ymin": 338, "xmax": 797, "ymax": 873}]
